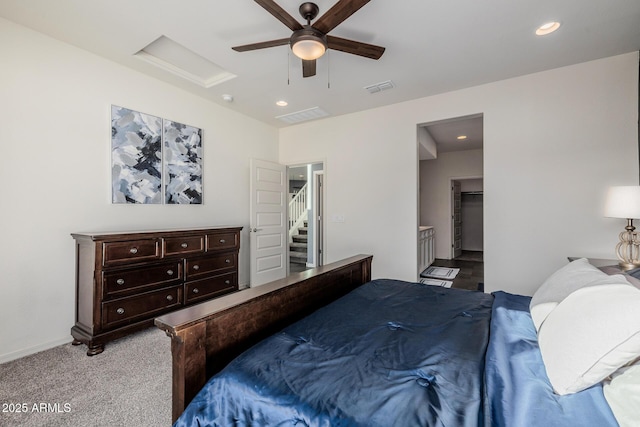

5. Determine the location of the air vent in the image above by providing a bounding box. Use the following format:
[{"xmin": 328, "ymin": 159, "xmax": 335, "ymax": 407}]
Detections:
[
  {"xmin": 276, "ymin": 107, "xmax": 329, "ymax": 124},
  {"xmin": 364, "ymin": 80, "xmax": 395, "ymax": 94},
  {"xmin": 135, "ymin": 36, "xmax": 236, "ymax": 88}
]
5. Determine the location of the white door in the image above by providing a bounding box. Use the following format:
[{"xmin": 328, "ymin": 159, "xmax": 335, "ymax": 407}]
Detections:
[
  {"xmin": 451, "ymin": 180, "xmax": 462, "ymax": 258},
  {"xmin": 250, "ymin": 159, "xmax": 287, "ymax": 287}
]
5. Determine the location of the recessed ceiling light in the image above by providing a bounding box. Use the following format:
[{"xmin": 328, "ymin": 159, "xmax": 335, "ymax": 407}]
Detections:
[
  {"xmin": 536, "ymin": 21, "xmax": 561, "ymax": 36},
  {"xmin": 457, "ymin": 135, "xmax": 467, "ymax": 140},
  {"xmin": 276, "ymin": 100, "xmax": 288, "ymax": 107}
]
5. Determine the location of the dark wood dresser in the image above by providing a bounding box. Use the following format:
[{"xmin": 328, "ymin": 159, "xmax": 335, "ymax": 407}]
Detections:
[{"xmin": 71, "ymin": 226, "xmax": 242, "ymax": 355}]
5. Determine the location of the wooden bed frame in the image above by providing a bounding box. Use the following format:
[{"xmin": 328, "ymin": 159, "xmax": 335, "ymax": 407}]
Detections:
[{"xmin": 155, "ymin": 254, "xmax": 373, "ymax": 422}]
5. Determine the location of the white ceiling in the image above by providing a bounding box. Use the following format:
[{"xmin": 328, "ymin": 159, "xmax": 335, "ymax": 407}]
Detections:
[
  {"xmin": 422, "ymin": 115, "xmax": 484, "ymax": 153},
  {"xmin": 2, "ymin": 0, "xmax": 639, "ymax": 130}
]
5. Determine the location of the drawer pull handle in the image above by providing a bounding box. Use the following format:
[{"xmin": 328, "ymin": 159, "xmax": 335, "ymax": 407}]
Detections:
[
  {"xmin": 225, "ymin": 259, "xmax": 231, "ymax": 264},
  {"xmin": 225, "ymin": 280, "xmax": 230, "ymax": 285},
  {"xmin": 166, "ymin": 295, "xmax": 173, "ymax": 301},
  {"xmin": 167, "ymin": 270, "xmax": 174, "ymax": 276},
  {"xmin": 116, "ymin": 278, "xmax": 125, "ymax": 285},
  {"xmin": 192, "ymin": 288, "xmax": 199, "ymax": 294},
  {"xmin": 129, "ymin": 247, "xmax": 138, "ymax": 254},
  {"xmin": 219, "ymin": 239, "xmax": 226, "ymax": 243},
  {"xmin": 181, "ymin": 243, "xmax": 188, "ymax": 248},
  {"xmin": 193, "ymin": 265, "xmax": 200, "ymax": 271},
  {"xmin": 116, "ymin": 308, "xmax": 125, "ymax": 315}
]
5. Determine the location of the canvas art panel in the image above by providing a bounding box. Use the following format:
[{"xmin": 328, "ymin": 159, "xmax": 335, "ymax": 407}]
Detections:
[
  {"xmin": 164, "ymin": 120, "xmax": 203, "ymax": 204},
  {"xmin": 111, "ymin": 106, "xmax": 162, "ymax": 204}
]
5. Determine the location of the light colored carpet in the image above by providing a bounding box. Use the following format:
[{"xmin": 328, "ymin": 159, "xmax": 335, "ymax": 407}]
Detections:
[{"xmin": 0, "ymin": 328, "xmax": 171, "ymax": 427}]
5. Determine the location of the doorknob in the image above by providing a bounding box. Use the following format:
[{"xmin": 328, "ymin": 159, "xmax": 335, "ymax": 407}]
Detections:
[{"xmin": 250, "ymin": 228, "xmax": 263, "ymax": 232}]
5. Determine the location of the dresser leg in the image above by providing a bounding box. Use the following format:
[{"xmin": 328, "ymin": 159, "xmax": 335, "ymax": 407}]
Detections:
[
  {"xmin": 71, "ymin": 339, "xmax": 82, "ymax": 346},
  {"xmin": 86, "ymin": 344, "xmax": 104, "ymax": 356}
]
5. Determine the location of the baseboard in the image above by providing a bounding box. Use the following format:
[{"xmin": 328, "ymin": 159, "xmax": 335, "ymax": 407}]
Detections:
[{"xmin": 0, "ymin": 336, "xmax": 72, "ymax": 364}]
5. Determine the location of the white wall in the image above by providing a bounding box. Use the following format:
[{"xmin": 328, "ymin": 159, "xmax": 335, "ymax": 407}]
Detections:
[
  {"xmin": 280, "ymin": 52, "xmax": 639, "ymax": 297},
  {"xmin": 280, "ymin": 110, "xmax": 419, "ymax": 281},
  {"xmin": 417, "ymin": 126, "xmax": 437, "ymax": 160},
  {"xmin": 0, "ymin": 19, "xmax": 279, "ymax": 362},
  {"xmin": 420, "ymin": 149, "xmax": 484, "ymax": 258}
]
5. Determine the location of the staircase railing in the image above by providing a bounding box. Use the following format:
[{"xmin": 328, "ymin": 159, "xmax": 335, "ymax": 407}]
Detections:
[{"xmin": 289, "ymin": 183, "xmax": 308, "ymax": 239}]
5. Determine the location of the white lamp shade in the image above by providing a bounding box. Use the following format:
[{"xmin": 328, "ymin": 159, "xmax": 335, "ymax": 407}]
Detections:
[{"xmin": 605, "ymin": 186, "xmax": 640, "ymax": 219}]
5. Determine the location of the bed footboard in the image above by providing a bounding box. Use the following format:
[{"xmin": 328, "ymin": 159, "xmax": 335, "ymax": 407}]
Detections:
[{"xmin": 155, "ymin": 254, "xmax": 373, "ymax": 422}]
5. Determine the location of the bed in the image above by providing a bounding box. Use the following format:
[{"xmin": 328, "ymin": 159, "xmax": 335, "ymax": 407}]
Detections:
[{"xmin": 155, "ymin": 255, "xmax": 640, "ymax": 426}]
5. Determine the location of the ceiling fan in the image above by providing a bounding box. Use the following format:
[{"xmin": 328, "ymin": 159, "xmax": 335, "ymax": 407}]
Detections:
[{"xmin": 232, "ymin": 0, "xmax": 385, "ymax": 78}]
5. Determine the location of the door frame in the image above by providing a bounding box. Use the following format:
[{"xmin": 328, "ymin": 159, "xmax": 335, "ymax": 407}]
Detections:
[
  {"xmin": 451, "ymin": 180, "xmax": 462, "ymax": 259},
  {"xmin": 312, "ymin": 170, "xmax": 325, "ymax": 267},
  {"xmin": 449, "ymin": 175, "xmax": 483, "ymax": 259}
]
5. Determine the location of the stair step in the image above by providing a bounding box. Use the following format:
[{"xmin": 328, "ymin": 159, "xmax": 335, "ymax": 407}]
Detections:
[
  {"xmin": 290, "ymin": 242, "xmax": 307, "ymax": 252},
  {"xmin": 298, "ymin": 227, "xmax": 308, "ymax": 235},
  {"xmin": 292, "ymin": 234, "xmax": 308, "ymax": 242},
  {"xmin": 290, "ymin": 251, "xmax": 307, "ymax": 263}
]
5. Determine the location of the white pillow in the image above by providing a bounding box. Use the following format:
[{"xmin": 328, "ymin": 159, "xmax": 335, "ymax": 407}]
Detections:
[
  {"xmin": 529, "ymin": 258, "xmax": 626, "ymax": 330},
  {"xmin": 603, "ymin": 361, "xmax": 640, "ymax": 427},
  {"xmin": 538, "ymin": 283, "xmax": 640, "ymax": 395}
]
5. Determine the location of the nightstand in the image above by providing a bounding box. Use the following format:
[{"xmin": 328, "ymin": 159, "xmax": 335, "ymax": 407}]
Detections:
[{"xmin": 567, "ymin": 257, "xmax": 619, "ymax": 268}]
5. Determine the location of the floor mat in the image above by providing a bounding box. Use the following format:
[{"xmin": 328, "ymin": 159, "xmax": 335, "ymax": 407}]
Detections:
[
  {"xmin": 420, "ymin": 266, "xmax": 460, "ymax": 280},
  {"xmin": 420, "ymin": 278, "xmax": 453, "ymax": 288}
]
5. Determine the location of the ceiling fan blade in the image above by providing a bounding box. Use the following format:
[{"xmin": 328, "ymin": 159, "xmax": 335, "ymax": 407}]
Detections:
[
  {"xmin": 232, "ymin": 38, "xmax": 290, "ymax": 52},
  {"xmin": 254, "ymin": 0, "xmax": 303, "ymax": 31},
  {"xmin": 302, "ymin": 59, "xmax": 317, "ymax": 78},
  {"xmin": 326, "ymin": 35, "xmax": 385, "ymax": 59},
  {"xmin": 313, "ymin": 0, "xmax": 370, "ymax": 34}
]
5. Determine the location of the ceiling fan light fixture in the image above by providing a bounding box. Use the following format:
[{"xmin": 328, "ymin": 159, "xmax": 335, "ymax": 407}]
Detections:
[
  {"xmin": 292, "ymin": 39, "xmax": 326, "ymax": 60},
  {"xmin": 290, "ymin": 27, "xmax": 327, "ymax": 60}
]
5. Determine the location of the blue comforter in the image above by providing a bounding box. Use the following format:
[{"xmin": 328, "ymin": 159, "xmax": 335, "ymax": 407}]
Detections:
[
  {"xmin": 174, "ymin": 283, "xmax": 620, "ymax": 427},
  {"xmin": 485, "ymin": 291, "xmax": 618, "ymax": 427},
  {"xmin": 175, "ymin": 279, "xmax": 494, "ymax": 427}
]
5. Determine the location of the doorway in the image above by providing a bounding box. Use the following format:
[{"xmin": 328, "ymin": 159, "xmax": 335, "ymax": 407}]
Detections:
[
  {"xmin": 451, "ymin": 178, "xmax": 484, "ymax": 261},
  {"xmin": 417, "ymin": 114, "xmax": 484, "ymax": 262},
  {"xmin": 249, "ymin": 159, "xmax": 325, "ymax": 287},
  {"xmin": 287, "ymin": 162, "xmax": 324, "ymax": 274}
]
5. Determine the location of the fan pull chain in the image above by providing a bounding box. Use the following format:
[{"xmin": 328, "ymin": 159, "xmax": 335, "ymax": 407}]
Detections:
[
  {"xmin": 287, "ymin": 50, "xmax": 290, "ymax": 85},
  {"xmin": 327, "ymin": 50, "xmax": 331, "ymax": 89}
]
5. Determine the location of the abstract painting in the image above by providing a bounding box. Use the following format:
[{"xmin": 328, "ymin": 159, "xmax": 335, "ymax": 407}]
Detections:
[
  {"xmin": 111, "ymin": 106, "xmax": 203, "ymax": 204},
  {"xmin": 111, "ymin": 106, "xmax": 162, "ymax": 204},
  {"xmin": 163, "ymin": 120, "xmax": 203, "ymax": 204}
]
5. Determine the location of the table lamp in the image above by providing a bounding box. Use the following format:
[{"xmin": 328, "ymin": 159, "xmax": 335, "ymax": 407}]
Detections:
[{"xmin": 605, "ymin": 186, "xmax": 640, "ymax": 269}]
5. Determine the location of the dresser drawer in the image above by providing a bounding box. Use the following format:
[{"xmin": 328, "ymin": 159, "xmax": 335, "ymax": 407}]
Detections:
[
  {"xmin": 103, "ymin": 239, "xmax": 160, "ymax": 266},
  {"xmin": 206, "ymin": 231, "xmax": 239, "ymax": 251},
  {"xmin": 103, "ymin": 261, "xmax": 182, "ymax": 299},
  {"xmin": 185, "ymin": 272, "xmax": 237, "ymax": 304},
  {"xmin": 102, "ymin": 286, "xmax": 182, "ymax": 329},
  {"xmin": 163, "ymin": 235, "xmax": 205, "ymax": 256},
  {"xmin": 185, "ymin": 253, "xmax": 237, "ymax": 280}
]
